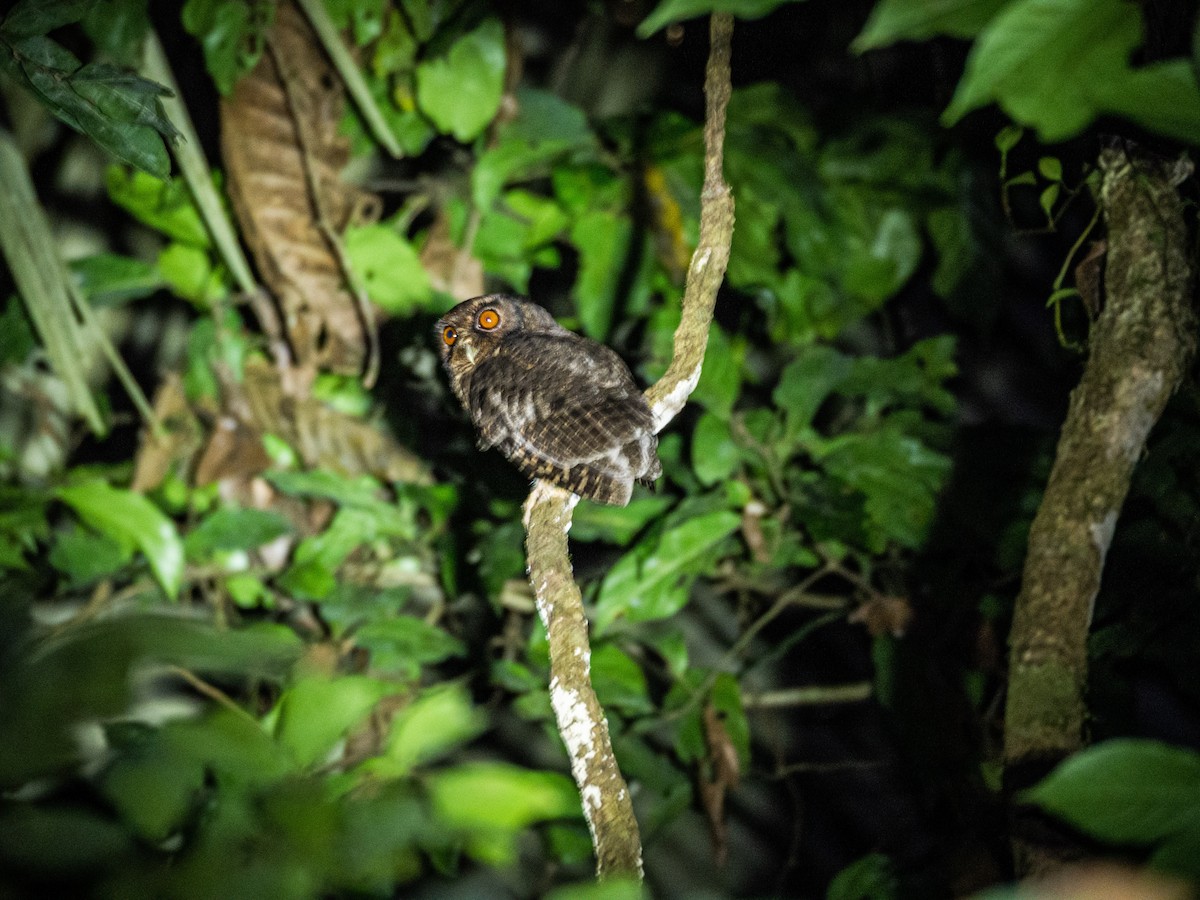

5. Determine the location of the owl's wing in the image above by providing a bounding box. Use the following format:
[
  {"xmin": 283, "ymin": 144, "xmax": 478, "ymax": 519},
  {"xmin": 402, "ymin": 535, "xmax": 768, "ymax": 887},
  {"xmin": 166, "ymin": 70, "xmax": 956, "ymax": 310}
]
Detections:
[{"xmin": 467, "ymin": 336, "xmax": 657, "ymax": 505}]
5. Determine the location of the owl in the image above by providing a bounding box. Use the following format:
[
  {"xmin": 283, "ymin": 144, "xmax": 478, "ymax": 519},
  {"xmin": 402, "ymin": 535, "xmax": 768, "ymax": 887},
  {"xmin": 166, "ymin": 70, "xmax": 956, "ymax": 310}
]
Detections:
[{"xmin": 437, "ymin": 294, "xmax": 661, "ymax": 506}]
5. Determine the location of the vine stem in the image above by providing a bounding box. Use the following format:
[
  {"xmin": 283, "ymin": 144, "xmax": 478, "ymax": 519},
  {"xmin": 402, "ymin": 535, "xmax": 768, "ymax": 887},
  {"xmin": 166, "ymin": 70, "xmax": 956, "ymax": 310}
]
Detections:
[{"xmin": 521, "ymin": 13, "xmax": 735, "ymax": 881}]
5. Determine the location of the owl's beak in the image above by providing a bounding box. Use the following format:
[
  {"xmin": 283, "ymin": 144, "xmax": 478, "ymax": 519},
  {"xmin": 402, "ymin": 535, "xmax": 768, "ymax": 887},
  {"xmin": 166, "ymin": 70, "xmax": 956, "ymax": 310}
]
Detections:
[{"xmin": 463, "ymin": 342, "xmax": 477, "ymax": 364}]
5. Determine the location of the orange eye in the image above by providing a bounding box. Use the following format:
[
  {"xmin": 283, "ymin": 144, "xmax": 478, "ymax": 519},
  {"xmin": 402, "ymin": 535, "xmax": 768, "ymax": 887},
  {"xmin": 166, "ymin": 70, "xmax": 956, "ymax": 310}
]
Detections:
[
  {"xmin": 477, "ymin": 308, "xmax": 500, "ymax": 330},
  {"xmin": 442, "ymin": 325, "xmax": 457, "ymax": 346}
]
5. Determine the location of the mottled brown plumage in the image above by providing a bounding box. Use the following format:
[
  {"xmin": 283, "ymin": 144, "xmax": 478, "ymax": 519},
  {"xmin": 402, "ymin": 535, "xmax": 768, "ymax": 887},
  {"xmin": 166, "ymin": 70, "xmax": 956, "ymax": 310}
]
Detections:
[{"xmin": 437, "ymin": 294, "xmax": 661, "ymax": 506}]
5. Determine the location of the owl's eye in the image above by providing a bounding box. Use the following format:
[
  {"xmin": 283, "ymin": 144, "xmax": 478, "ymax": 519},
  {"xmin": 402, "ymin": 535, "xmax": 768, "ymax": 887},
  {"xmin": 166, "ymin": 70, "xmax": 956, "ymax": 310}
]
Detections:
[
  {"xmin": 442, "ymin": 325, "xmax": 457, "ymax": 346},
  {"xmin": 477, "ymin": 308, "xmax": 500, "ymax": 330}
]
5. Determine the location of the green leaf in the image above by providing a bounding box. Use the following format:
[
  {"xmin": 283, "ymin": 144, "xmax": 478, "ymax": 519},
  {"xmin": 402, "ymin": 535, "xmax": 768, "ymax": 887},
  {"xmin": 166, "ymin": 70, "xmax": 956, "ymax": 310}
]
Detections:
[
  {"xmin": 571, "ymin": 495, "xmax": 674, "ymax": 544},
  {"xmin": 1021, "ymin": 739, "xmax": 1200, "ymax": 845},
  {"xmin": 7, "ymin": 37, "xmax": 174, "ymax": 176},
  {"xmin": 773, "ymin": 346, "xmax": 854, "ymax": 439},
  {"xmin": 1037, "ymin": 156, "xmax": 1063, "ymax": 181},
  {"xmin": 427, "ymin": 762, "xmax": 579, "ymax": 864},
  {"xmin": 941, "ymin": 0, "xmax": 1200, "ymax": 144},
  {"xmin": 158, "ymin": 242, "xmax": 224, "ymax": 305},
  {"xmin": 1038, "ymin": 182, "xmax": 1060, "ymax": 219},
  {"xmin": 814, "ymin": 425, "xmax": 950, "ymax": 550},
  {"xmin": 354, "ymin": 615, "xmax": 466, "ymax": 679},
  {"xmin": 853, "ymin": 0, "xmax": 1008, "ymax": 50},
  {"xmin": 691, "ymin": 323, "xmax": 744, "ymax": 418},
  {"xmin": 548, "ymin": 877, "xmax": 645, "ymax": 900},
  {"xmin": 0, "ymin": 296, "xmax": 36, "ymax": 365},
  {"xmin": 415, "ymin": 18, "xmax": 505, "ymax": 141},
  {"xmin": 70, "ymin": 253, "xmax": 163, "ymax": 306},
  {"xmin": 839, "ymin": 337, "xmax": 958, "ymax": 416},
  {"xmin": 692, "ymin": 412, "xmax": 740, "ymax": 486},
  {"xmin": 106, "ymin": 167, "xmax": 209, "ymax": 246},
  {"xmin": 926, "ymin": 205, "xmax": 975, "ymax": 298},
  {"xmin": 994, "ymin": 123, "xmax": 1024, "ymax": 153},
  {"xmin": 182, "ymin": 0, "xmax": 272, "ymax": 96},
  {"xmin": 164, "ymin": 706, "xmax": 292, "ymax": 785},
  {"xmin": 274, "ymin": 675, "xmax": 392, "ymax": 768},
  {"xmin": 826, "ymin": 852, "xmax": 900, "ymax": 900},
  {"xmin": 184, "ymin": 507, "xmax": 291, "ymax": 560},
  {"xmin": 345, "ymin": 224, "xmax": 432, "ymax": 314},
  {"xmin": 595, "ymin": 509, "xmax": 740, "ymax": 631},
  {"xmin": 637, "ymin": 0, "xmax": 803, "ymax": 38},
  {"xmin": 58, "ymin": 479, "xmax": 184, "ymax": 598},
  {"xmin": 569, "ymin": 208, "xmax": 632, "ymax": 340},
  {"xmin": 49, "ymin": 525, "xmax": 130, "ymax": 584},
  {"xmin": 840, "ymin": 206, "xmax": 922, "ymax": 303},
  {"xmin": 590, "ymin": 642, "xmax": 653, "ymax": 715},
  {"xmin": 367, "ymin": 684, "xmax": 484, "ymax": 776},
  {"xmin": 727, "ymin": 184, "xmax": 781, "ymax": 288},
  {"xmin": 503, "ymin": 190, "xmax": 570, "ymax": 248},
  {"xmin": 1097, "ymin": 59, "xmax": 1200, "ymax": 146},
  {"xmin": 101, "ymin": 742, "xmax": 204, "ymax": 841},
  {"xmin": 1, "ymin": 0, "xmax": 96, "ymax": 38},
  {"xmin": 81, "ymin": 0, "xmax": 150, "ymax": 66}
]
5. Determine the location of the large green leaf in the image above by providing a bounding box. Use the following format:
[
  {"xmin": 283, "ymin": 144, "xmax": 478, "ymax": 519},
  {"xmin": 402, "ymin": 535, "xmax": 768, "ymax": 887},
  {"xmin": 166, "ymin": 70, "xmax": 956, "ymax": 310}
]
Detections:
[
  {"xmin": 773, "ymin": 345, "xmax": 854, "ymax": 441},
  {"xmin": 691, "ymin": 412, "xmax": 740, "ymax": 486},
  {"xmin": 106, "ymin": 167, "xmax": 209, "ymax": 246},
  {"xmin": 274, "ymin": 676, "xmax": 392, "ymax": 769},
  {"xmin": 1022, "ymin": 739, "xmax": 1200, "ymax": 845},
  {"xmin": 184, "ymin": 507, "xmax": 292, "ymax": 560},
  {"xmin": 364, "ymin": 684, "xmax": 484, "ymax": 777},
  {"xmin": 1, "ymin": 0, "xmax": 96, "ymax": 38},
  {"xmin": 595, "ymin": 509, "xmax": 740, "ymax": 631},
  {"xmin": 354, "ymin": 615, "xmax": 466, "ymax": 679},
  {"xmin": 182, "ymin": 0, "xmax": 272, "ymax": 96},
  {"xmin": 570, "ymin": 208, "xmax": 632, "ymax": 341},
  {"xmin": 427, "ymin": 762, "xmax": 579, "ymax": 864},
  {"xmin": 812, "ymin": 424, "xmax": 950, "ymax": 551},
  {"xmin": 852, "ymin": 0, "xmax": 1008, "ymax": 50},
  {"xmin": 943, "ymin": 0, "xmax": 1200, "ymax": 144},
  {"xmin": 415, "ymin": 17, "xmax": 505, "ymax": 141},
  {"xmin": 58, "ymin": 479, "xmax": 184, "ymax": 598},
  {"xmin": 1, "ymin": 37, "xmax": 175, "ymax": 177},
  {"xmin": 344, "ymin": 224, "xmax": 432, "ymax": 314}
]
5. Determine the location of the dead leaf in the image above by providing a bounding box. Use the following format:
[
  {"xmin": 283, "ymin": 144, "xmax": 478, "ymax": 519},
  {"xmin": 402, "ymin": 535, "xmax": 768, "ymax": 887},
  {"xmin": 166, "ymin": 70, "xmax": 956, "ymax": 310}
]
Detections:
[
  {"xmin": 420, "ymin": 209, "xmax": 484, "ymax": 299},
  {"xmin": 241, "ymin": 359, "xmax": 431, "ymax": 484},
  {"xmin": 220, "ymin": 0, "xmax": 379, "ymax": 376},
  {"xmin": 698, "ymin": 701, "xmax": 741, "ymax": 868},
  {"xmin": 849, "ymin": 593, "xmax": 913, "ymax": 638},
  {"xmin": 131, "ymin": 374, "xmax": 203, "ymax": 492}
]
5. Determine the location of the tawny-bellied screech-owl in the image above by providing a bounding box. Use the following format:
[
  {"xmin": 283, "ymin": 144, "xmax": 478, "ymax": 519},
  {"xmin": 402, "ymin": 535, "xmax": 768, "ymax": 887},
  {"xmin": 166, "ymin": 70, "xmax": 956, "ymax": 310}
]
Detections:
[{"xmin": 437, "ymin": 294, "xmax": 661, "ymax": 506}]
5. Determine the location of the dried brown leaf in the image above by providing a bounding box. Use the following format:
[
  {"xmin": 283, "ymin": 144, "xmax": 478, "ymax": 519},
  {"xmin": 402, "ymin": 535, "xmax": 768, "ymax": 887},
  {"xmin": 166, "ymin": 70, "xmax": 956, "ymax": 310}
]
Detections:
[
  {"xmin": 241, "ymin": 359, "xmax": 431, "ymax": 484},
  {"xmin": 849, "ymin": 593, "xmax": 913, "ymax": 638},
  {"xmin": 220, "ymin": 0, "xmax": 379, "ymax": 376},
  {"xmin": 698, "ymin": 701, "xmax": 740, "ymax": 868}
]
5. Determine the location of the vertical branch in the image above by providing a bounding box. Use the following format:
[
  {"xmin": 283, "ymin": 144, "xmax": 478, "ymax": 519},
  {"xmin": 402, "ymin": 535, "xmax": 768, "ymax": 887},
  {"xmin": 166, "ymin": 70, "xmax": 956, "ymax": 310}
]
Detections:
[
  {"xmin": 645, "ymin": 12, "xmax": 735, "ymax": 431},
  {"xmin": 523, "ymin": 483, "xmax": 642, "ymax": 879},
  {"xmin": 1004, "ymin": 146, "xmax": 1195, "ymax": 869},
  {"xmin": 521, "ymin": 13, "xmax": 735, "ymax": 881}
]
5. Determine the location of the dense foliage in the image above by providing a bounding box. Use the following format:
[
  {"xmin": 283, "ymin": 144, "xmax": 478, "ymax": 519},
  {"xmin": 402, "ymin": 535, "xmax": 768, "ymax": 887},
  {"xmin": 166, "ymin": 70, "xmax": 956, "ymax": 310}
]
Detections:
[{"xmin": 1, "ymin": 0, "xmax": 1199, "ymax": 897}]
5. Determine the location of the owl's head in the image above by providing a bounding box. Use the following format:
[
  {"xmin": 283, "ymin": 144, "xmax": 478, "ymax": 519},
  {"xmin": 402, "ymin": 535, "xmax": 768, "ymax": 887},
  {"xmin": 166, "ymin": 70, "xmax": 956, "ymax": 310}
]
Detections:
[{"xmin": 436, "ymin": 294, "xmax": 563, "ymax": 377}]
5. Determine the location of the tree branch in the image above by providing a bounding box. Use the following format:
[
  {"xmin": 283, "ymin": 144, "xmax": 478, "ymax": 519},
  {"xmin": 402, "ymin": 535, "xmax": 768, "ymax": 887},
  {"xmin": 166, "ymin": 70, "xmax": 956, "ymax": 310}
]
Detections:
[
  {"xmin": 521, "ymin": 13, "xmax": 735, "ymax": 881},
  {"xmin": 1004, "ymin": 147, "xmax": 1195, "ymax": 772}
]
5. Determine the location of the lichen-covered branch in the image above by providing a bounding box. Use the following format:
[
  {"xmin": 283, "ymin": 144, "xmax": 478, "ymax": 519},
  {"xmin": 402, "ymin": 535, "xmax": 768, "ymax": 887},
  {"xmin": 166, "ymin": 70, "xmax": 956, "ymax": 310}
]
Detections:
[
  {"xmin": 523, "ymin": 482, "xmax": 641, "ymax": 879},
  {"xmin": 1004, "ymin": 147, "xmax": 1196, "ymax": 775},
  {"xmin": 521, "ymin": 13, "xmax": 735, "ymax": 882},
  {"xmin": 645, "ymin": 12, "xmax": 735, "ymax": 432}
]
